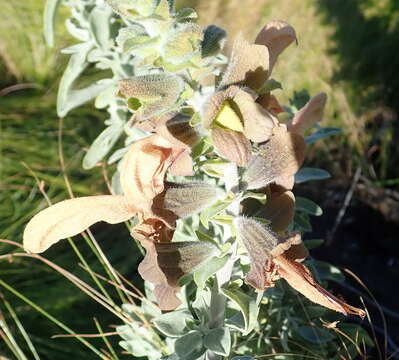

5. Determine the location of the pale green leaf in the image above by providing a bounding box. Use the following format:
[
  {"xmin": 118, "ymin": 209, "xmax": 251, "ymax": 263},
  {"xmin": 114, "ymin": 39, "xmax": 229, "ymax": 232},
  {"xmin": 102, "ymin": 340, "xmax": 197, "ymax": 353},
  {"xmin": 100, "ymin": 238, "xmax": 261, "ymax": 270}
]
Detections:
[
  {"xmin": 43, "ymin": 0, "xmax": 62, "ymax": 47},
  {"xmin": 175, "ymin": 331, "xmax": 205, "ymax": 360},
  {"xmin": 153, "ymin": 309, "xmax": 194, "ymax": 338},
  {"xmin": 204, "ymin": 328, "xmax": 231, "ymax": 356},
  {"xmin": 193, "ymin": 255, "xmax": 229, "ymax": 289}
]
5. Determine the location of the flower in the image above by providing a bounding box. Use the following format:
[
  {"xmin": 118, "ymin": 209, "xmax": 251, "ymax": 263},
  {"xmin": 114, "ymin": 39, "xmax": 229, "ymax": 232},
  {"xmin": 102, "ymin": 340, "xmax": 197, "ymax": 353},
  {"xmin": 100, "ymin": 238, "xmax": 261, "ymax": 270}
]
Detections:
[
  {"xmin": 234, "ymin": 217, "xmax": 365, "ymax": 318},
  {"xmin": 23, "ymin": 134, "xmax": 219, "ymax": 310}
]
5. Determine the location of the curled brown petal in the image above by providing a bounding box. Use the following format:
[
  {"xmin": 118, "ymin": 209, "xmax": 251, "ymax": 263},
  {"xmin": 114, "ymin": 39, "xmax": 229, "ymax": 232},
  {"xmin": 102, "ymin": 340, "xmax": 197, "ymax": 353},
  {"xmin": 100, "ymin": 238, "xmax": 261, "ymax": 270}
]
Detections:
[
  {"xmin": 289, "ymin": 93, "xmax": 327, "ymax": 136},
  {"xmin": 23, "ymin": 196, "xmax": 137, "ymax": 253},
  {"xmin": 255, "ymin": 20, "xmax": 297, "ymax": 73},
  {"xmin": 220, "ymin": 34, "xmax": 270, "ymax": 90},
  {"xmin": 120, "ymin": 135, "xmax": 183, "ymax": 212},
  {"xmin": 257, "ymin": 94, "xmax": 284, "ymax": 115},
  {"xmin": 274, "ymin": 254, "xmax": 366, "ymax": 318},
  {"xmin": 211, "ymin": 127, "xmax": 252, "ymax": 166}
]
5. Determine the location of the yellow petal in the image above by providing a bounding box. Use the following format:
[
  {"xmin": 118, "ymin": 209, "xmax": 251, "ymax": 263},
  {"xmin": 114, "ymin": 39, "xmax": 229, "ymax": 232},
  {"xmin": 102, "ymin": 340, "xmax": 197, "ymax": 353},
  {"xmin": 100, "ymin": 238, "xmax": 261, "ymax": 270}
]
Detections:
[
  {"xmin": 23, "ymin": 196, "xmax": 136, "ymax": 253},
  {"xmin": 274, "ymin": 255, "xmax": 366, "ymax": 318},
  {"xmin": 289, "ymin": 93, "xmax": 327, "ymax": 135},
  {"xmin": 255, "ymin": 20, "xmax": 297, "ymax": 72},
  {"xmin": 214, "ymin": 102, "xmax": 244, "ymax": 132}
]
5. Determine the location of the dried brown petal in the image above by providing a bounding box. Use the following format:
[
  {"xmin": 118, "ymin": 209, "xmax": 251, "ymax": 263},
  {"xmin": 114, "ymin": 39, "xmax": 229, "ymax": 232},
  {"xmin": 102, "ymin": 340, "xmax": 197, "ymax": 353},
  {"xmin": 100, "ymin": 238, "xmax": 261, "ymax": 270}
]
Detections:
[
  {"xmin": 289, "ymin": 93, "xmax": 327, "ymax": 135},
  {"xmin": 219, "ymin": 34, "xmax": 270, "ymax": 90},
  {"xmin": 120, "ymin": 135, "xmax": 183, "ymax": 213},
  {"xmin": 257, "ymin": 94, "xmax": 284, "ymax": 115},
  {"xmin": 160, "ymin": 182, "xmax": 225, "ymax": 218},
  {"xmin": 264, "ymin": 191, "xmax": 295, "ymax": 232},
  {"xmin": 274, "ymin": 254, "xmax": 366, "ymax": 317},
  {"xmin": 241, "ymin": 126, "xmax": 306, "ymax": 190},
  {"xmin": 255, "ymin": 21, "xmax": 296, "ymax": 73},
  {"xmin": 23, "ymin": 196, "xmax": 137, "ymax": 253},
  {"xmin": 138, "ymin": 236, "xmax": 218, "ymax": 310},
  {"xmin": 234, "ymin": 217, "xmax": 279, "ymax": 290},
  {"xmin": 211, "ymin": 127, "xmax": 252, "ymax": 166}
]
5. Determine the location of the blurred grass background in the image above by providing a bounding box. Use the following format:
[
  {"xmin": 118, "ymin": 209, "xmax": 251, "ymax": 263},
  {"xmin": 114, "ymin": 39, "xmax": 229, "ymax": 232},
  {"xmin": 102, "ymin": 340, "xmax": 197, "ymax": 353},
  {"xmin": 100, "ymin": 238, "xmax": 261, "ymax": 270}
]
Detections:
[{"xmin": 1, "ymin": 0, "xmax": 398, "ymax": 358}]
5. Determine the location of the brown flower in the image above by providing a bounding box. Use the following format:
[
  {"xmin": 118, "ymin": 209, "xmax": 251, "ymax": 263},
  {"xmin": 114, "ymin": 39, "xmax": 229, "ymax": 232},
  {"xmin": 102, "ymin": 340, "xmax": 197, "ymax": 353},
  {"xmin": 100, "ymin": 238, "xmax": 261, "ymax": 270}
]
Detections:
[{"xmin": 234, "ymin": 217, "xmax": 365, "ymax": 317}]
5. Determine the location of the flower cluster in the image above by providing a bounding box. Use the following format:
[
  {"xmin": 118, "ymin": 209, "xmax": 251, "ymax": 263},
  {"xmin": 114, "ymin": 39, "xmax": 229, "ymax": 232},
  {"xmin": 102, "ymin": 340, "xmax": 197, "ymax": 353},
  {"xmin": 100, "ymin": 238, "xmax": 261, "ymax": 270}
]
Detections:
[{"xmin": 24, "ymin": 18, "xmax": 364, "ymax": 319}]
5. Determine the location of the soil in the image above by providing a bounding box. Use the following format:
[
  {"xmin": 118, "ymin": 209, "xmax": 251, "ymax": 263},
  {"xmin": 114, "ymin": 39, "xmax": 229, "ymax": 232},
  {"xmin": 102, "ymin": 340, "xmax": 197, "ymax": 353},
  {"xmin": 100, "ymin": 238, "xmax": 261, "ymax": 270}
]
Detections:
[{"xmin": 297, "ymin": 183, "xmax": 399, "ymax": 359}]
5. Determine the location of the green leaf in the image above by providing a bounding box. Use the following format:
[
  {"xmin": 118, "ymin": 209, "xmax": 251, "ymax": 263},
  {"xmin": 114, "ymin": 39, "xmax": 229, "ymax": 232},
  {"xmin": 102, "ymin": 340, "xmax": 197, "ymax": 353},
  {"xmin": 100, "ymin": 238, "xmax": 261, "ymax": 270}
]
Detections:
[
  {"xmin": 204, "ymin": 328, "xmax": 231, "ymax": 356},
  {"xmin": 294, "ymin": 212, "xmax": 312, "ymax": 232},
  {"xmin": 175, "ymin": 8, "xmax": 198, "ymax": 22},
  {"xmin": 222, "ymin": 287, "xmax": 259, "ymax": 335},
  {"xmin": 312, "ymin": 260, "xmax": 345, "ymax": 283},
  {"xmin": 258, "ymin": 78, "xmax": 283, "ymax": 94},
  {"xmin": 295, "ymin": 196, "xmax": 323, "ymax": 216},
  {"xmin": 175, "ymin": 331, "xmax": 205, "ymax": 360},
  {"xmin": 241, "ymin": 191, "xmax": 267, "ymax": 205},
  {"xmin": 231, "ymin": 357, "xmax": 255, "ymax": 360},
  {"xmin": 193, "ymin": 255, "xmax": 229, "ymax": 289},
  {"xmin": 57, "ymin": 43, "xmax": 109, "ymax": 117},
  {"xmin": 202, "ymin": 25, "xmax": 226, "ymax": 57},
  {"xmin": 89, "ymin": 6, "xmax": 113, "ymax": 50},
  {"xmin": 305, "ymin": 127, "xmax": 342, "ymax": 144},
  {"xmin": 200, "ymin": 197, "xmax": 233, "ymax": 228},
  {"xmin": 43, "ymin": 0, "xmax": 62, "ymax": 47},
  {"xmin": 304, "ymin": 239, "xmax": 324, "ymax": 249},
  {"xmin": 191, "ymin": 137, "xmax": 213, "ymax": 159},
  {"xmin": 193, "ymin": 288, "xmax": 211, "ymax": 323},
  {"xmin": 297, "ymin": 325, "xmax": 335, "ymax": 344},
  {"xmin": 295, "ymin": 167, "xmax": 331, "ymax": 184},
  {"xmin": 82, "ymin": 123, "xmax": 124, "ymax": 169},
  {"xmin": 153, "ymin": 309, "xmax": 194, "ymax": 337}
]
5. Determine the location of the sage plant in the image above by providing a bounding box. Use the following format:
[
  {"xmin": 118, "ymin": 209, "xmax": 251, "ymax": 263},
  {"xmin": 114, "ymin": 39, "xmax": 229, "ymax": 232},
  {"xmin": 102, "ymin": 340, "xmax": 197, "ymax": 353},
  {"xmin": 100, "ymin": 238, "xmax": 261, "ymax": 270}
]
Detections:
[{"xmin": 24, "ymin": 0, "xmax": 369, "ymax": 358}]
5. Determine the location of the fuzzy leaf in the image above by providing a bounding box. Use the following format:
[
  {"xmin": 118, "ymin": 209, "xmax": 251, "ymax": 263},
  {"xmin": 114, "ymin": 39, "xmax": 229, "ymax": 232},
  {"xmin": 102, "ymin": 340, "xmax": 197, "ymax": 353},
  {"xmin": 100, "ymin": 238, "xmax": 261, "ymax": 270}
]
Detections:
[
  {"xmin": 83, "ymin": 123, "xmax": 124, "ymax": 169},
  {"xmin": 295, "ymin": 196, "xmax": 323, "ymax": 216},
  {"xmin": 193, "ymin": 254, "xmax": 229, "ymax": 289},
  {"xmin": 43, "ymin": 0, "xmax": 62, "ymax": 47},
  {"xmin": 295, "ymin": 167, "xmax": 331, "ymax": 184},
  {"xmin": 204, "ymin": 328, "xmax": 231, "ymax": 356},
  {"xmin": 89, "ymin": 5, "xmax": 113, "ymax": 50},
  {"xmin": 305, "ymin": 127, "xmax": 342, "ymax": 145},
  {"xmin": 23, "ymin": 196, "xmax": 136, "ymax": 253},
  {"xmin": 175, "ymin": 331, "xmax": 205, "ymax": 360},
  {"xmin": 200, "ymin": 197, "xmax": 233, "ymax": 228},
  {"xmin": 153, "ymin": 309, "xmax": 194, "ymax": 337},
  {"xmin": 222, "ymin": 286, "xmax": 259, "ymax": 335}
]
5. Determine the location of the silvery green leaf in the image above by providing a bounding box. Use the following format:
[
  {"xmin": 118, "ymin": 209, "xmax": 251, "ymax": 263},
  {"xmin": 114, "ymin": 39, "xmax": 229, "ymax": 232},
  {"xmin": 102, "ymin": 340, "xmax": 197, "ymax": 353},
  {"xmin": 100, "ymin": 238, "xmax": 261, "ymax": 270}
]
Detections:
[
  {"xmin": 222, "ymin": 286, "xmax": 259, "ymax": 335},
  {"xmin": 193, "ymin": 254, "xmax": 229, "ymax": 289},
  {"xmin": 83, "ymin": 123, "xmax": 124, "ymax": 169},
  {"xmin": 153, "ymin": 309, "xmax": 194, "ymax": 337},
  {"xmin": 297, "ymin": 325, "xmax": 335, "ymax": 344},
  {"xmin": 202, "ymin": 25, "xmax": 226, "ymax": 57},
  {"xmin": 117, "ymin": 323, "xmax": 161, "ymax": 359},
  {"xmin": 107, "ymin": 147, "xmax": 128, "ymax": 165},
  {"xmin": 57, "ymin": 43, "xmax": 109, "ymax": 117},
  {"xmin": 295, "ymin": 167, "xmax": 331, "ymax": 183},
  {"xmin": 175, "ymin": 7, "xmax": 197, "ymax": 22},
  {"xmin": 295, "ymin": 196, "xmax": 323, "ymax": 216},
  {"xmin": 193, "ymin": 288, "xmax": 211, "ymax": 323},
  {"xmin": 164, "ymin": 183, "xmax": 225, "ymax": 218},
  {"xmin": 89, "ymin": 5, "xmax": 113, "ymax": 50},
  {"xmin": 43, "ymin": 0, "xmax": 62, "ymax": 47},
  {"xmin": 65, "ymin": 18, "xmax": 90, "ymax": 41},
  {"xmin": 106, "ymin": 0, "xmax": 154, "ymax": 20},
  {"xmin": 231, "ymin": 357, "xmax": 255, "ymax": 360},
  {"xmin": 95, "ymin": 85, "xmax": 118, "ymax": 109},
  {"xmin": 175, "ymin": 331, "xmax": 205, "ymax": 360},
  {"xmin": 163, "ymin": 23, "xmax": 203, "ymax": 64},
  {"xmin": 203, "ymin": 328, "xmax": 231, "ymax": 356},
  {"xmin": 199, "ymin": 197, "xmax": 234, "ymax": 228},
  {"xmin": 305, "ymin": 127, "xmax": 342, "ymax": 145}
]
